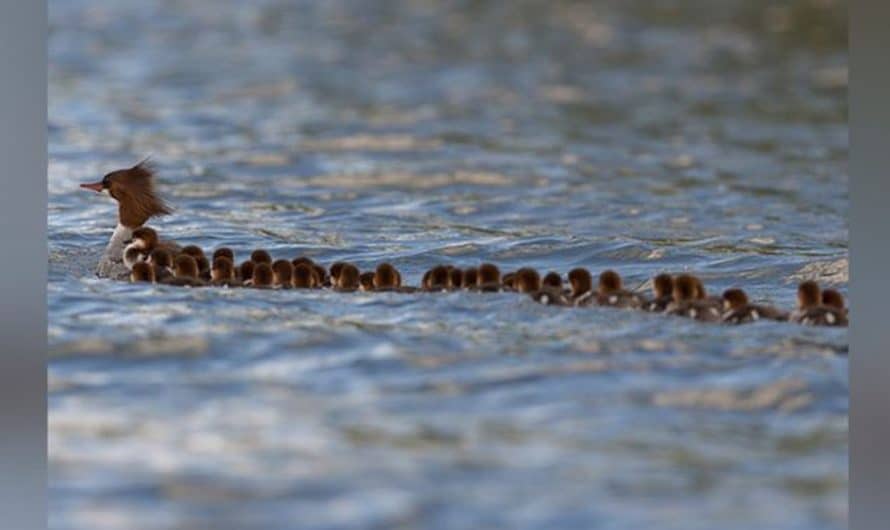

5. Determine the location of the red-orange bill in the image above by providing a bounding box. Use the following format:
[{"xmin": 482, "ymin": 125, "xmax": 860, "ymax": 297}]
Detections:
[{"xmin": 80, "ymin": 181, "xmax": 104, "ymax": 192}]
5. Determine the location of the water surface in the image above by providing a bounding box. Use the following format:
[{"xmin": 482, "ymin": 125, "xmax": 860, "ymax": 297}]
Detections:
[{"xmin": 49, "ymin": 1, "xmax": 848, "ymax": 528}]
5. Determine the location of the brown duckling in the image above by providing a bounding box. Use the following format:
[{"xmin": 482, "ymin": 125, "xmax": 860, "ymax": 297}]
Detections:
[
  {"xmin": 822, "ymin": 288, "xmax": 848, "ymax": 317},
  {"xmin": 568, "ymin": 268, "xmax": 594, "ymax": 305},
  {"xmin": 272, "ymin": 259, "xmax": 294, "ymax": 288},
  {"xmin": 148, "ymin": 248, "xmax": 174, "ymax": 282},
  {"xmin": 666, "ymin": 274, "xmax": 721, "ymax": 321},
  {"xmin": 180, "ymin": 245, "xmax": 205, "ymax": 259},
  {"xmin": 238, "ymin": 260, "xmax": 255, "ymax": 285},
  {"xmin": 123, "ymin": 226, "xmax": 160, "ymax": 269},
  {"xmin": 292, "ymin": 263, "xmax": 317, "ymax": 288},
  {"xmin": 501, "ymin": 271, "xmax": 517, "ymax": 291},
  {"xmin": 514, "ymin": 267, "xmax": 542, "ymax": 294},
  {"xmin": 790, "ymin": 281, "xmax": 847, "ymax": 327},
  {"xmin": 720, "ymin": 288, "xmax": 788, "ymax": 324},
  {"xmin": 249, "ymin": 262, "xmax": 274, "ymax": 289},
  {"xmin": 477, "ymin": 263, "xmax": 502, "ymax": 292},
  {"xmin": 424, "ymin": 265, "xmax": 452, "ymax": 292},
  {"xmin": 130, "ymin": 261, "xmax": 155, "ymax": 283},
  {"xmin": 212, "ymin": 247, "xmax": 235, "ymax": 262},
  {"xmin": 542, "ymin": 272, "xmax": 562, "ymax": 290},
  {"xmin": 359, "ymin": 271, "xmax": 376, "ymax": 292},
  {"xmin": 643, "ymin": 273, "xmax": 674, "ymax": 312},
  {"xmin": 210, "ymin": 256, "xmax": 238, "ymax": 287},
  {"xmin": 162, "ymin": 254, "xmax": 207, "ymax": 287},
  {"xmin": 335, "ymin": 263, "xmax": 360, "ymax": 292},
  {"xmin": 250, "ymin": 249, "xmax": 272, "ymax": 265},
  {"xmin": 595, "ymin": 270, "xmax": 645, "ymax": 309},
  {"xmin": 374, "ymin": 263, "xmax": 400, "ymax": 291},
  {"xmin": 329, "ymin": 261, "xmax": 347, "ymax": 287}
]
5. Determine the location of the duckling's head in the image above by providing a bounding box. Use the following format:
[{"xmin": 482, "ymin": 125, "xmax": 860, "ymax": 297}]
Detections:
[
  {"xmin": 449, "ymin": 267, "xmax": 462, "ymax": 289},
  {"xmin": 338, "ymin": 263, "xmax": 360, "ymax": 289},
  {"xmin": 130, "ymin": 261, "xmax": 155, "ymax": 283},
  {"xmin": 130, "ymin": 226, "xmax": 159, "ymax": 249},
  {"xmin": 272, "ymin": 259, "xmax": 294, "ymax": 287},
  {"xmin": 195, "ymin": 255, "xmax": 210, "ymax": 279},
  {"xmin": 462, "ymin": 268, "xmax": 479, "ymax": 289},
  {"xmin": 211, "ymin": 256, "xmax": 235, "ymax": 281},
  {"xmin": 568, "ymin": 268, "xmax": 592, "ymax": 296},
  {"xmin": 174, "ymin": 254, "xmax": 199, "ymax": 279},
  {"xmin": 80, "ymin": 160, "xmax": 173, "ymax": 228},
  {"xmin": 721, "ymin": 288, "xmax": 749, "ymax": 311},
  {"xmin": 293, "ymin": 263, "xmax": 315, "ymax": 288},
  {"xmin": 477, "ymin": 263, "xmax": 501, "ymax": 287},
  {"xmin": 250, "ymin": 249, "xmax": 272, "ymax": 264},
  {"xmin": 311, "ymin": 264, "xmax": 326, "ymax": 287},
  {"xmin": 181, "ymin": 245, "xmax": 205, "ymax": 259},
  {"xmin": 429, "ymin": 265, "xmax": 452, "ymax": 290},
  {"xmin": 212, "ymin": 247, "xmax": 235, "ymax": 262},
  {"xmin": 421, "ymin": 269, "xmax": 432, "ymax": 290},
  {"xmin": 252, "ymin": 262, "xmax": 274, "ymax": 287},
  {"xmin": 360, "ymin": 271, "xmax": 376, "ymax": 291},
  {"xmin": 672, "ymin": 274, "xmax": 697, "ymax": 302},
  {"xmin": 291, "ymin": 256, "xmax": 314, "ymax": 269},
  {"xmin": 149, "ymin": 248, "xmax": 173, "ymax": 269},
  {"xmin": 502, "ymin": 272, "xmax": 517, "ymax": 290},
  {"xmin": 239, "ymin": 260, "xmax": 255, "ymax": 282},
  {"xmin": 515, "ymin": 267, "xmax": 541, "ymax": 293},
  {"xmin": 653, "ymin": 273, "xmax": 673, "ymax": 298},
  {"xmin": 822, "ymin": 288, "xmax": 845, "ymax": 310},
  {"xmin": 374, "ymin": 263, "xmax": 399, "ymax": 289},
  {"xmin": 542, "ymin": 272, "xmax": 562, "ymax": 290},
  {"xmin": 330, "ymin": 261, "xmax": 346, "ymax": 284},
  {"xmin": 598, "ymin": 270, "xmax": 622, "ymax": 294},
  {"xmin": 797, "ymin": 280, "xmax": 822, "ymax": 309}
]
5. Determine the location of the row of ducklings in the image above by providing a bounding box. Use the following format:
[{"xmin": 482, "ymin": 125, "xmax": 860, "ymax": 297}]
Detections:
[{"xmin": 125, "ymin": 228, "xmax": 846, "ymax": 327}]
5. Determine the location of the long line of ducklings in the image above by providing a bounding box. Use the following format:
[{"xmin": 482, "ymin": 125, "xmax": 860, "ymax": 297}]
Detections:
[{"xmin": 125, "ymin": 227, "xmax": 847, "ymax": 327}]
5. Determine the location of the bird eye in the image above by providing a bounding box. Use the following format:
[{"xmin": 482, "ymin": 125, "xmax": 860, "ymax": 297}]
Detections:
[{"xmin": 101, "ymin": 175, "xmax": 111, "ymax": 188}]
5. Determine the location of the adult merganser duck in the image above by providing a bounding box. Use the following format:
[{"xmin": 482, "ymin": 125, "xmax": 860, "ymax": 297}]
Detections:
[
  {"xmin": 720, "ymin": 288, "xmax": 787, "ymax": 324},
  {"xmin": 80, "ymin": 160, "xmax": 173, "ymax": 279},
  {"xmin": 790, "ymin": 281, "xmax": 848, "ymax": 327},
  {"xmin": 643, "ymin": 273, "xmax": 674, "ymax": 312},
  {"xmin": 130, "ymin": 261, "xmax": 155, "ymax": 283}
]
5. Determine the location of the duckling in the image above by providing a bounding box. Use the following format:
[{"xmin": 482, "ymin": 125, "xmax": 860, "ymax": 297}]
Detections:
[
  {"xmin": 594, "ymin": 270, "xmax": 645, "ymax": 309},
  {"xmin": 162, "ymin": 254, "xmax": 207, "ymax": 287},
  {"xmin": 790, "ymin": 281, "xmax": 848, "ymax": 326},
  {"xmin": 822, "ymin": 288, "xmax": 848, "ymax": 318},
  {"xmin": 195, "ymin": 255, "xmax": 211, "ymax": 281},
  {"xmin": 329, "ymin": 261, "xmax": 347, "ymax": 287},
  {"xmin": 293, "ymin": 263, "xmax": 316, "ymax": 288},
  {"xmin": 312, "ymin": 264, "xmax": 327, "ymax": 288},
  {"xmin": 250, "ymin": 249, "xmax": 272, "ymax": 265},
  {"xmin": 210, "ymin": 256, "xmax": 238, "ymax": 287},
  {"xmin": 272, "ymin": 259, "xmax": 294, "ymax": 288},
  {"xmin": 477, "ymin": 263, "xmax": 502, "ymax": 292},
  {"xmin": 542, "ymin": 272, "xmax": 563, "ymax": 291},
  {"xmin": 122, "ymin": 226, "xmax": 160, "ymax": 270},
  {"xmin": 720, "ymin": 288, "xmax": 788, "ymax": 324},
  {"xmin": 180, "ymin": 245, "xmax": 205, "ymax": 259},
  {"xmin": 421, "ymin": 269, "xmax": 433, "ymax": 290},
  {"xmin": 129, "ymin": 261, "xmax": 155, "ymax": 283},
  {"xmin": 249, "ymin": 262, "xmax": 274, "ymax": 289},
  {"xmin": 643, "ymin": 273, "xmax": 674, "ymax": 312},
  {"xmin": 212, "ymin": 247, "xmax": 235, "ymax": 262},
  {"xmin": 514, "ymin": 267, "xmax": 542, "ymax": 294},
  {"xmin": 666, "ymin": 274, "xmax": 721, "ymax": 321},
  {"xmin": 374, "ymin": 263, "xmax": 400, "ymax": 291},
  {"xmin": 238, "ymin": 260, "xmax": 255, "ymax": 285},
  {"xmin": 148, "ymin": 248, "xmax": 174, "ymax": 282},
  {"xmin": 501, "ymin": 271, "xmax": 517, "ymax": 291},
  {"xmin": 568, "ymin": 268, "xmax": 594, "ymax": 305},
  {"xmin": 448, "ymin": 266, "xmax": 463, "ymax": 291},
  {"xmin": 359, "ymin": 271, "xmax": 376, "ymax": 292},
  {"xmin": 461, "ymin": 267, "xmax": 479, "ymax": 290},
  {"xmin": 335, "ymin": 263, "xmax": 360, "ymax": 292},
  {"xmin": 425, "ymin": 265, "xmax": 452, "ymax": 292}
]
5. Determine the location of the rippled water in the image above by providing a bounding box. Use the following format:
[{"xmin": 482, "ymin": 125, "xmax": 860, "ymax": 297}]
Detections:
[{"xmin": 49, "ymin": 1, "xmax": 848, "ymax": 528}]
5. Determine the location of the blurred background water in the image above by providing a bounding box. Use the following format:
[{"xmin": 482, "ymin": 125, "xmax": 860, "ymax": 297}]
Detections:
[{"xmin": 48, "ymin": 1, "xmax": 848, "ymax": 528}]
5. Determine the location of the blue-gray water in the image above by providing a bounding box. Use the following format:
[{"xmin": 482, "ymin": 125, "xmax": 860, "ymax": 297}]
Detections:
[{"xmin": 48, "ymin": 1, "xmax": 848, "ymax": 528}]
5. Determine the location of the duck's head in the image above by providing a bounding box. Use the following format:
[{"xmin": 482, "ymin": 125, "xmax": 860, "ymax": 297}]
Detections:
[
  {"xmin": 501, "ymin": 272, "xmax": 517, "ymax": 290},
  {"xmin": 515, "ymin": 267, "xmax": 541, "ymax": 293},
  {"xmin": 359, "ymin": 271, "xmax": 376, "ymax": 291},
  {"xmin": 653, "ymin": 273, "xmax": 673, "ymax": 298},
  {"xmin": 212, "ymin": 247, "xmax": 235, "ymax": 262},
  {"xmin": 251, "ymin": 249, "xmax": 272, "ymax": 264},
  {"xmin": 448, "ymin": 266, "xmax": 462, "ymax": 289},
  {"xmin": 338, "ymin": 263, "xmax": 360, "ymax": 289},
  {"xmin": 477, "ymin": 263, "xmax": 501, "ymax": 287},
  {"xmin": 721, "ymin": 288, "xmax": 749, "ymax": 311},
  {"xmin": 130, "ymin": 261, "xmax": 155, "ymax": 283},
  {"xmin": 542, "ymin": 272, "xmax": 562, "ymax": 290},
  {"xmin": 174, "ymin": 254, "xmax": 199, "ymax": 279},
  {"xmin": 329, "ymin": 261, "xmax": 346, "ymax": 285},
  {"xmin": 672, "ymin": 274, "xmax": 697, "ymax": 302},
  {"xmin": 80, "ymin": 159, "xmax": 173, "ymax": 228},
  {"xmin": 462, "ymin": 267, "xmax": 479, "ymax": 289},
  {"xmin": 148, "ymin": 248, "xmax": 173, "ymax": 268},
  {"xmin": 568, "ymin": 268, "xmax": 592, "ymax": 297},
  {"xmin": 128, "ymin": 226, "xmax": 159, "ymax": 249},
  {"xmin": 429, "ymin": 265, "xmax": 452, "ymax": 290},
  {"xmin": 598, "ymin": 269, "xmax": 622, "ymax": 294},
  {"xmin": 239, "ymin": 260, "xmax": 255, "ymax": 282},
  {"xmin": 272, "ymin": 259, "xmax": 294, "ymax": 287},
  {"xmin": 293, "ymin": 263, "xmax": 315, "ymax": 288},
  {"xmin": 374, "ymin": 263, "xmax": 399, "ymax": 289},
  {"xmin": 211, "ymin": 256, "xmax": 235, "ymax": 281},
  {"xmin": 822, "ymin": 288, "xmax": 845, "ymax": 310},
  {"xmin": 252, "ymin": 262, "xmax": 274, "ymax": 287},
  {"xmin": 797, "ymin": 280, "xmax": 822, "ymax": 309}
]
